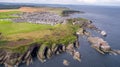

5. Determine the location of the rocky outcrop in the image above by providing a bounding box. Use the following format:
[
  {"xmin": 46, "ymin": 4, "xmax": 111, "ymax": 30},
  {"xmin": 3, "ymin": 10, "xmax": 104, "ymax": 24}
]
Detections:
[
  {"xmin": 88, "ymin": 37, "xmax": 120, "ymax": 55},
  {"xmin": 0, "ymin": 44, "xmax": 40, "ymax": 67},
  {"xmin": 66, "ymin": 44, "xmax": 75, "ymax": 55},
  {"xmin": 73, "ymin": 40, "xmax": 80, "ymax": 48},
  {"xmin": 4, "ymin": 52, "xmax": 22, "ymax": 67},
  {"xmin": 100, "ymin": 30, "xmax": 107, "ymax": 36},
  {"xmin": 37, "ymin": 45, "xmax": 47, "ymax": 63},
  {"xmin": 88, "ymin": 37, "xmax": 111, "ymax": 54},
  {"xmin": 0, "ymin": 49, "xmax": 24, "ymax": 67},
  {"xmin": 63, "ymin": 59, "xmax": 69, "ymax": 66},
  {"xmin": 0, "ymin": 49, "xmax": 7, "ymax": 64},
  {"xmin": 36, "ymin": 39, "xmax": 81, "ymax": 65},
  {"xmin": 109, "ymin": 49, "xmax": 120, "ymax": 55},
  {"xmin": 76, "ymin": 28, "xmax": 91, "ymax": 37},
  {"xmin": 66, "ymin": 43, "xmax": 81, "ymax": 62},
  {"xmin": 37, "ymin": 44, "xmax": 67, "ymax": 63},
  {"xmin": 62, "ymin": 10, "xmax": 82, "ymax": 16},
  {"xmin": 73, "ymin": 51, "xmax": 81, "ymax": 62}
]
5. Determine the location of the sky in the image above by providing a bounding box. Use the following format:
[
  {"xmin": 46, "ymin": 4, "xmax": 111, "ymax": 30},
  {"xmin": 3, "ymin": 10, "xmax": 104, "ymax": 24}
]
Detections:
[{"xmin": 0, "ymin": 0, "xmax": 120, "ymax": 6}]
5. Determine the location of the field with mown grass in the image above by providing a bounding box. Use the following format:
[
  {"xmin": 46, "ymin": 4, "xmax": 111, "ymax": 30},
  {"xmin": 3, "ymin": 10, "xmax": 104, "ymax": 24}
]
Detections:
[{"xmin": 0, "ymin": 11, "xmax": 21, "ymax": 19}]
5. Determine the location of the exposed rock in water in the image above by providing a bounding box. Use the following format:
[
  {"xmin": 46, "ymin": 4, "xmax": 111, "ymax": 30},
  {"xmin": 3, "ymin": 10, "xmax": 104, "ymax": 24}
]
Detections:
[
  {"xmin": 100, "ymin": 30, "xmax": 107, "ymax": 36},
  {"xmin": 63, "ymin": 59, "xmax": 69, "ymax": 66},
  {"xmin": 109, "ymin": 49, "xmax": 120, "ymax": 55},
  {"xmin": 73, "ymin": 51, "xmax": 81, "ymax": 62},
  {"xmin": 88, "ymin": 37, "xmax": 120, "ymax": 55},
  {"xmin": 66, "ymin": 43, "xmax": 81, "ymax": 62},
  {"xmin": 88, "ymin": 37, "xmax": 111, "ymax": 54},
  {"xmin": 114, "ymin": 50, "xmax": 120, "ymax": 54}
]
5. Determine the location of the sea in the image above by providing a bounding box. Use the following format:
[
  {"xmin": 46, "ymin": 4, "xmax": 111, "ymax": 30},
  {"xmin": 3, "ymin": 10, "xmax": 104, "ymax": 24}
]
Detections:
[{"xmin": 0, "ymin": 4, "xmax": 120, "ymax": 67}]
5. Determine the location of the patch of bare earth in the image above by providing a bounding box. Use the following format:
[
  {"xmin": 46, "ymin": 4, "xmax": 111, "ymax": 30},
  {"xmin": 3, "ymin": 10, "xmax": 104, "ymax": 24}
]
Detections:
[
  {"xmin": 19, "ymin": 7, "xmax": 48, "ymax": 12},
  {"xmin": 0, "ymin": 7, "xmax": 47, "ymax": 13},
  {"xmin": 0, "ymin": 9, "xmax": 19, "ymax": 12},
  {"xmin": 5, "ymin": 39, "xmax": 33, "ymax": 47},
  {"xmin": 0, "ymin": 7, "xmax": 64, "ymax": 13}
]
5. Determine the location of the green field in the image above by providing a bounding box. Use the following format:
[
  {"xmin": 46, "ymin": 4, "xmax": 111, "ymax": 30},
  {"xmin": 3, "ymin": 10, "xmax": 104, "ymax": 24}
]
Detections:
[
  {"xmin": 0, "ymin": 20, "xmax": 53, "ymax": 35},
  {"xmin": 0, "ymin": 11, "xmax": 20, "ymax": 19}
]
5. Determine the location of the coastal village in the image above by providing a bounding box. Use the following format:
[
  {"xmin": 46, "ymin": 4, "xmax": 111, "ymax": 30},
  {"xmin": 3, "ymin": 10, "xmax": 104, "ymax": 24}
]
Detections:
[{"xmin": 12, "ymin": 12, "xmax": 69, "ymax": 25}]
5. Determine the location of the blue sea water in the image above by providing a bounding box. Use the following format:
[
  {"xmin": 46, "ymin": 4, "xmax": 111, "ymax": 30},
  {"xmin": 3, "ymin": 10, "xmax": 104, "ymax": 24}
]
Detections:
[{"xmin": 1, "ymin": 4, "xmax": 120, "ymax": 67}]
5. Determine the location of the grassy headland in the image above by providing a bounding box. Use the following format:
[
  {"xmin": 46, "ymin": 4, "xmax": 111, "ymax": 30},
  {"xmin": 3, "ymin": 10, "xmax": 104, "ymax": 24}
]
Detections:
[
  {"xmin": 0, "ymin": 20, "xmax": 79, "ymax": 53},
  {"xmin": 0, "ymin": 7, "xmax": 93, "ymax": 67},
  {"xmin": 0, "ymin": 7, "xmax": 85, "ymax": 54}
]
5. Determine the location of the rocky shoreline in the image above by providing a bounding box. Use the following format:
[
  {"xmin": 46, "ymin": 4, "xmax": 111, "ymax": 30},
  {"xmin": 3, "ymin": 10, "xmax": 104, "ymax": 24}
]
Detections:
[
  {"xmin": 76, "ymin": 18, "xmax": 120, "ymax": 56},
  {"xmin": 0, "ymin": 39, "xmax": 81, "ymax": 67}
]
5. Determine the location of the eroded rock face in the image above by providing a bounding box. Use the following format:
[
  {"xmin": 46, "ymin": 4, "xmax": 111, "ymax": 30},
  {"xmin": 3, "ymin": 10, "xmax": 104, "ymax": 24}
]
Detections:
[
  {"xmin": 0, "ymin": 49, "xmax": 7, "ymax": 64},
  {"xmin": 4, "ymin": 52, "xmax": 22, "ymax": 67},
  {"xmin": 0, "ymin": 49, "xmax": 24, "ymax": 67},
  {"xmin": 88, "ymin": 37, "xmax": 111, "ymax": 53},
  {"xmin": 67, "ymin": 44, "xmax": 75, "ymax": 55},
  {"xmin": 37, "ymin": 46, "xmax": 46, "ymax": 63},
  {"xmin": 22, "ymin": 51, "xmax": 33, "ymax": 66},
  {"xmin": 73, "ymin": 40, "xmax": 80, "ymax": 48},
  {"xmin": 0, "ymin": 40, "xmax": 81, "ymax": 67},
  {"xmin": 0, "ymin": 44, "xmax": 40, "ymax": 67},
  {"xmin": 37, "ymin": 44, "xmax": 67, "ymax": 63},
  {"xmin": 46, "ymin": 48, "xmax": 52, "ymax": 59}
]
